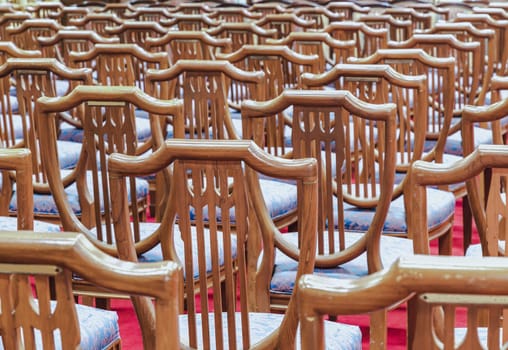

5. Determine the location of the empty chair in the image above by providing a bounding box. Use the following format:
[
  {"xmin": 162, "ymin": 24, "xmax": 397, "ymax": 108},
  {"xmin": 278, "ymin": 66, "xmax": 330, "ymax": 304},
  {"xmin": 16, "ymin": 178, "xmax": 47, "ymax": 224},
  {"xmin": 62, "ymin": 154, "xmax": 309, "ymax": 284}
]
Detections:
[
  {"xmin": 69, "ymin": 13, "xmax": 124, "ymax": 37},
  {"xmin": 162, "ymin": 13, "xmax": 219, "ymax": 31},
  {"xmin": 0, "ymin": 12, "xmax": 32, "ymax": 41},
  {"xmin": 5, "ymin": 19, "xmax": 72, "ymax": 52},
  {"xmin": 108, "ymin": 138, "xmax": 362, "ymax": 349},
  {"xmin": 104, "ymin": 21, "xmax": 168, "ymax": 50},
  {"xmin": 255, "ymin": 13, "xmax": 316, "ymax": 38},
  {"xmin": 298, "ymin": 254, "xmax": 508, "ymax": 349},
  {"xmin": 326, "ymin": 1, "xmax": 370, "ymax": 20},
  {"xmin": 292, "ymin": 6, "xmax": 344, "ymax": 29},
  {"xmin": 358, "ymin": 14, "xmax": 413, "ymax": 42},
  {"xmin": 207, "ymin": 22, "xmax": 277, "ymax": 52},
  {"xmin": 208, "ymin": 7, "xmax": 263, "ymax": 22}
]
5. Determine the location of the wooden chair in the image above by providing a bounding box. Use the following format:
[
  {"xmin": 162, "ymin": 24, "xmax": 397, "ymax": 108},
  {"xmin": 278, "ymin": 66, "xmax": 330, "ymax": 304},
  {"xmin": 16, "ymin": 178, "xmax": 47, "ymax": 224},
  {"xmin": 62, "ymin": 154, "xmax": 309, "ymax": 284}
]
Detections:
[
  {"xmin": 208, "ymin": 7, "xmax": 263, "ymax": 22},
  {"xmin": 108, "ymin": 138, "xmax": 362, "ymax": 349},
  {"xmin": 96, "ymin": 2, "xmax": 137, "ymax": 19},
  {"xmin": 0, "ymin": 12, "xmax": 32, "ymax": 41},
  {"xmin": 26, "ymin": 2, "xmax": 64, "ymax": 19},
  {"xmin": 255, "ymin": 13, "xmax": 316, "ymax": 38},
  {"xmin": 5, "ymin": 19, "xmax": 72, "ymax": 52},
  {"xmin": 382, "ymin": 8, "xmax": 433, "ymax": 32},
  {"xmin": 104, "ymin": 21, "xmax": 167, "ymax": 50},
  {"xmin": 36, "ymin": 86, "xmax": 183, "ymax": 306},
  {"xmin": 123, "ymin": 6, "xmax": 173, "ymax": 21},
  {"xmin": 241, "ymin": 89, "xmax": 424, "ymax": 344},
  {"xmin": 0, "ymin": 41, "xmax": 41, "ymax": 64},
  {"xmin": 145, "ymin": 30, "xmax": 232, "ymax": 64},
  {"xmin": 292, "ymin": 6, "xmax": 344, "ymax": 29},
  {"xmin": 161, "ymin": 13, "xmax": 219, "ymax": 31},
  {"xmin": 358, "ymin": 14, "xmax": 413, "ymax": 42},
  {"xmin": 321, "ymin": 21, "xmax": 388, "ymax": 58},
  {"xmin": 298, "ymin": 253, "xmax": 508, "ymax": 350},
  {"xmin": 170, "ymin": 2, "xmax": 214, "ymax": 14},
  {"xmin": 68, "ymin": 13, "xmax": 124, "ymax": 37},
  {"xmin": 266, "ymin": 31, "xmax": 356, "ymax": 71},
  {"xmin": 47, "ymin": 6, "xmax": 90, "ymax": 26},
  {"xmin": 207, "ymin": 22, "xmax": 277, "ymax": 53},
  {"xmin": 37, "ymin": 29, "xmax": 119, "ymax": 65},
  {"xmin": 325, "ymin": 1, "xmax": 370, "ymax": 21},
  {"xmin": 0, "ymin": 230, "xmax": 181, "ymax": 350},
  {"xmin": 248, "ymin": 2, "xmax": 287, "ymax": 16}
]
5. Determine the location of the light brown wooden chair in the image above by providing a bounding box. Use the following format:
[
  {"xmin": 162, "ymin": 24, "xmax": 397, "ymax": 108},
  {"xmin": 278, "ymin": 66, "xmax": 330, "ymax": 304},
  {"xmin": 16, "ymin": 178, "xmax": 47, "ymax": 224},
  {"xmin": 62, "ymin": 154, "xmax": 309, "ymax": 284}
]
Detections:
[
  {"xmin": 325, "ymin": 1, "xmax": 370, "ymax": 21},
  {"xmin": 47, "ymin": 6, "xmax": 90, "ymax": 26},
  {"xmin": 170, "ymin": 2, "xmax": 214, "ymax": 14},
  {"xmin": 0, "ymin": 41, "xmax": 41, "ymax": 65},
  {"xmin": 292, "ymin": 6, "xmax": 344, "ymax": 29},
  {"xmin": 0, "ymin": 12, "xmax": 32, "ymax": 41},
  {"xmin": 241, "ymin": 89, "xmax": 424, "ymax": 343},
  {"xmin": 37, "ymin": 29, "xmax": 119, "ymax": 65},
  {"xmin": 298, "ymin": 253, "xmax": 508, "ymax": 350},
  {"xmin": 26, "ymin": 1, "xmax": 64, "ymax": 19},
  {"xmin": 207, "ymin": 22, "xmax": 277, "ymax": 53},
  {"xmin": 104, "ymin": 21, "xmax": 167, "ymax": 50},
  {"xmin": 162, "ymin": 13, "xmax": 219, "ymax": 31},
  {"xmin": 145, "ymin": 30, "xmax": 232, "ymax": 64},
  {"xmin": 123, "ymin": 6, "xmax": 173, "ymax": 22},
  {"xmin": 266, "ymin": 31, "xmax": 356, "ymax": 71},
  {"xmin": 108, "ymin": 138, "xmax": 362, "ymax": 349},
  {"xmin": 68, "ymin": 13, "xmax": 124, "ymax": 37},
  {"xmin": 5, "ymin": 19, "xmax": 72, "ymax": 53},
  {"xmin": 358, "ymin": 14, "xmax": 413, "ymax": 42},
  {"xmin": 383, "ymin": 8, "xmax": 433, "ymax": 32},
  {"xmin": 248, "ymin": 2, "xmax": 287, "ymax": 16},
  {"xmin": 0, "ymin": 230, "xmax": 181, "ymax": 350},
  {"xmin": 36, "ymin": 86, "xmax": 183, "ymax": 307},
  {"xmin": 96, "ymin": 2, "xmax": 136, "ymax": 19},
  {"xmin": 208, "ymin": 7, "xmax": 263, "ymax": 22},
  {"xmin": 320, "ymin": 21, "xmax": 388, "ymax": 59},
  {"xmin": 255, "ymin": 13, "xmax": 316, "ymax": 38}
]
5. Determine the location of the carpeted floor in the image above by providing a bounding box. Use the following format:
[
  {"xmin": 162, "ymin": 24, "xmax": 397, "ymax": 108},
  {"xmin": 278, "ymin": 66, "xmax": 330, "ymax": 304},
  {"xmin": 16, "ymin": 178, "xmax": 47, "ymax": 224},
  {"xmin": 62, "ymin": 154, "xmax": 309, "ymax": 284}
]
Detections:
[{"xmin": 113, "ymin": 199, "xmax": 477, "ymax": 349}]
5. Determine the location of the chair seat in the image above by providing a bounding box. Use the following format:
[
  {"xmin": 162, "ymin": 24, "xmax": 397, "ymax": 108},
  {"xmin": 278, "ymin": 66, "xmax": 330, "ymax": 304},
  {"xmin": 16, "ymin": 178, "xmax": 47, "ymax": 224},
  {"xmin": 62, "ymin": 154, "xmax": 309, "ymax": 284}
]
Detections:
[
  {"xmin": 58, "ymin": 117, "xmax": 153, "ymax": 143},
  {"xmin": 270, "ymin": 231, "xmax": 414, "ymax": 294},
  {"xmin": 9, "ymin": 170, "xmax": 149, "ymax": 216},
  {"xmin": 341, "ymin": 187, "xmax": 455, "ymax": 235},
  {"xmin": 424, "ymin": 127, "xmax": 493, "ymax": 156},
  {"xmin": 101, "ymin": 222, "xmax": 238, "ymax": 280},
  {"xmin": 178, "ymin": 312, "xmax": 362, "ymax": 350},
  {"xmin": 189, "ymin": 179, "xmax": 297, "ymax": 223},
  {"xmin": 0, "ymin": 302, "xmax": 119, "ymax": 350},
  {"xmin": 0, "ymin": 216, "xmax": 61, "ymax": 232}
]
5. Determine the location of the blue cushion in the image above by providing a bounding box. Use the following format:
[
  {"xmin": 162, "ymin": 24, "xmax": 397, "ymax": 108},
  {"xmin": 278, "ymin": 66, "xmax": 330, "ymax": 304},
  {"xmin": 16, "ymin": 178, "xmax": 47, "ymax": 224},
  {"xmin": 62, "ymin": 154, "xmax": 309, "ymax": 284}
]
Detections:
[
  {"xmin": 0, "ymin": 216, "xmax": 61, "ymax": 232},
  {"xmin": 424, "ymin": 127, "xmax": 493, "ymax": 156},
  {"xmin": 270, "ymin": 231, "xmax": 414, "ymax": 294},
  {"xmin": 56, "ymin": 79, "xmax": 70, "ymax": 96},
  {"xmin": 341, "ymin": 187, "xmax": 455, "ymax": 235},
  {"xmin": 58, "ymin": 117, "xmax": 153, "ymax": 143},
  {"xmin": 9, "ymin": 170, "xmax": 149, "ymax": 216},
  {"xmin": 179, "ymin": 312, "xmax": 362, "ymax": 350},
  {"xmin": 0, "ymin": 302, "xmax": 119, "ymax": 350},
  {"xmin": 125, "ymin": 222, "xmax": 238, "ymax": 279},
  {"xmin": 56, "ymin": 140, "xmax": 82, "ymax": 169},
  {"xmin": 188, "ymin": 179, "xmax": 297, "ymax": 223}
]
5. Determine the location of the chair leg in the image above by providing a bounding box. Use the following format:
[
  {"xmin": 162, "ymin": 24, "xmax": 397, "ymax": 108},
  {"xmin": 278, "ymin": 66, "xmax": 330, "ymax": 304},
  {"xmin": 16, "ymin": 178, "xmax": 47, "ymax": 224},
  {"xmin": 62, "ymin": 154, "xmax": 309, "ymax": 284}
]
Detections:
[
  {"xmin": 439, "ymin": 226, "xmax": 453, "ymax": 256},
  {"xmin": 370, "ymin": 309, "xmax": 387, "ymax": 350},
  {"xmin": 462, "ymin": 196, "xmax": 473, "ymax": 254}
]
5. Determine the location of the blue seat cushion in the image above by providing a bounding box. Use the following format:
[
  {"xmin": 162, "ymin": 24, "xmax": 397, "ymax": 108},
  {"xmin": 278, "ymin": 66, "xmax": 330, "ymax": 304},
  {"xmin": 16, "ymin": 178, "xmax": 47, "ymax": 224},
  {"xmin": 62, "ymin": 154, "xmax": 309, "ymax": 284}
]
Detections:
[
  {"xmin": 9, "ymin": 170, "xmax": 149, "ymax": 216},
  {"xmin": 58, "ymin": 117, "xmax": 153, "ymax": 143},
  {"xmin": 424, "ymin": 127, "xmax": 493, "ymax": 156},
  {"xmin": 341, "ymin": 187, "xmax": 455, "ymax": 235},
  {"xmin": 179, "ymin": 312, "xmax": 362, "ymax": 350},
  {"xmin": 124, "ymin": 222, "xmax": 238, "ymax": 279},
  {"xmin": 0, "ymin": 302, "xmax": 119, "ymax": 350},
  {"xmin": 270, "ymin": 231, "xmax": 414, "ymax": 295},
  {"xmin": 188, "ymin": 179, "xmax": 297, "ymax": 223},
  {"xmin": 0, "ymin": 216, "xmax": 61, "ymax": 232}
]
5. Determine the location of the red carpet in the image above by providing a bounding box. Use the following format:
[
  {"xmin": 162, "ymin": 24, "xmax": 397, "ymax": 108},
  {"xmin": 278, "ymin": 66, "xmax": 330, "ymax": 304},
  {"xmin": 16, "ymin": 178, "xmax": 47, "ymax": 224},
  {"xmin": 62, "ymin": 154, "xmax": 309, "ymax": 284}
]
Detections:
[{"xmin": 112, "ymin": 199, "xmax": 476, "ymax": 349}]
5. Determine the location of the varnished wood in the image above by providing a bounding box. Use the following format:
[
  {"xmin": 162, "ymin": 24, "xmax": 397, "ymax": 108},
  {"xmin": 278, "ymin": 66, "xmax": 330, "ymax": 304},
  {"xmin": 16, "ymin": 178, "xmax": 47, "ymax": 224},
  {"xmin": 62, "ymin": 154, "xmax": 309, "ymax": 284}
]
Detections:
[
  {"xmin": 255, "ymin": 13, "xmax": 315, "ymax": 38},
  {"xmin": 108, "ymin": 138, "xmax": 318, "ymax": 349},
  {"xmin": 69, "ymin": 13, "xmax": 124, "ymax": 37},
  {"xmin": 207, "ymin": 22, "xmax": 277, "ymax": 52}
]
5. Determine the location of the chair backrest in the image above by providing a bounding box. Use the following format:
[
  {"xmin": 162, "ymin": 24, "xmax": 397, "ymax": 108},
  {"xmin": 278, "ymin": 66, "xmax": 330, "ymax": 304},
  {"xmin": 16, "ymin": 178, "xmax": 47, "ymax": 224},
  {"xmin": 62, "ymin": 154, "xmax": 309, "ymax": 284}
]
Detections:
[
  {"xmin": 0, "ymin": 230, "xmax": 180, "ymax": 350},
  {"xmin": 255, "ymin": 13, "xmax": 316, "ymax": 38},
  {"xmin": 146, "ymin": 59, "xmax": 265, "ymax": 139},
  {"xmin": 249, "ymin": 3, "xmax": 287, "ymax": 16},
  {"xmin": 321, "ymin": 21, "xmax": 388, "ymax": 58},
  {"xmin": 208, "ymin": 7, "xmax": 262, "ymax": 22},
  {"xmin": 0, "ymin": 58, "xmax": 92, "ymax": 177},
  {"xmin": 388, "ymin": 34, "xmax": 485, "ymax": 109},
  {"xmin": 36, "ymin": 85, "xmax": 183, "ymax": 256},
  {"xmin": 96, "ymin": 2, "xmax": 136, "ymax": 18},
  {"xmin": 0, "ymin": 42, "xmax": 41, "ymax": 65},
  {"xmin": 37, "ymin": 29, "xmax": 119, "ymax": 64},
  {"xmin": 266, "ymin": 31, "xmax": 356, "ymax": 71},
  {"xmin": 104, "ymin": 21, "xmax": 167, "ymax": 50},
  {"xmin": 207, "ymin": 22, "xmax": 277, "ymax": 52},
  {"xmin": 292, "ymin": 7, "xmax": 344, "ymax": 29},
  {"xmin": 5, "ymin": 19, "xmax": 69, "ymax": 52},
  {"xmin": 325, "ymin": 1, "xmax": 370, "ymax": 21},
  {"xmin": 242, "ymin": 90, "xmax": 398, "ymax": 271},
  {"xmin": 69, "ymin": 13, "xmax": 124, "ymax": 37},
  {"xmin": 108, "ymin": 138, "xmax": 318, "ymax": 349},
  {"xmin": 69, "ymin": 43, "xmax": 169, "ymax": 91},
  {"xmin": 298, "ymin": 253, "xmax": 508, "ymax": 350},
  {"xmin": 163, "ymin": 13, "xmax": 220, "ymax": 31},
  {"xmin": 358, "ymin": 14, "xmax": 413, "ymax": 42},
  {"xmin": 145, "ymin": 30, "xmax": 232, "ymax": 64},
  {"xmin": 47, "ymin": 6, "xmax": 90, "ymax": 26},
  {"xmin": 350, "ymin": 49, "xmax": 456, "ymax": 167},
  {"xmin": 26, "ymin": 2, "xmax": 64, "ymax": 18},
  {"xmin": 301, "ymin": 63, "xmax": 428, "ymax": 199},
  {"xmin": 0, "ymin": 12, "xmax": 33, "ymax": 41},
  {"xmin": 123, "ymin": 6, "xmax": 173, "ymax": 21},
  {"xmin": 383, "ymin": 8, "xmax": 433, "ymax": 31}
]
